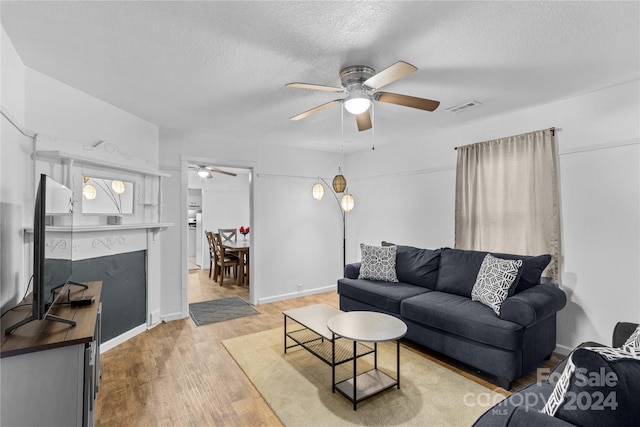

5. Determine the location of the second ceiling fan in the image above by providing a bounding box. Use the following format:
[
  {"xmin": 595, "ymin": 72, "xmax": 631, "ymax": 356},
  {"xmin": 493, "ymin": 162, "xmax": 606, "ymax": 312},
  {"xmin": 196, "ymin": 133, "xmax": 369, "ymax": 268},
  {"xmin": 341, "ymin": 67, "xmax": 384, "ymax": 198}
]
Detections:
[
  {"xmin": 191, "ymin": 165, "xmax": 237, "ymax": 178},
  {"xmin": 286, "ymin": 61, "xmax": 440, "ymax": 131}
]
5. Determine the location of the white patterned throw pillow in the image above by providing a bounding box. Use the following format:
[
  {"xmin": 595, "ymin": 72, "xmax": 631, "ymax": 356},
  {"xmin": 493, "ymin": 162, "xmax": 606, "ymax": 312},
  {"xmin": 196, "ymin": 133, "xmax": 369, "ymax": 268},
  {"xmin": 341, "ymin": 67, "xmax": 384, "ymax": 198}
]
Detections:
[
  {"xmin": 358, "ymin": 244, "xmax": 398, "ymax": 282},
  {"xmin": 471, "ymin": 253, "xmax": 522, "ymax": 315},
  {"xmin": 623, "ymin": 325, "xmax": 640, "ymax": 355},
  {"xmin": 542, "ymin": 351, "xmax": 577, "ymax": 416}
]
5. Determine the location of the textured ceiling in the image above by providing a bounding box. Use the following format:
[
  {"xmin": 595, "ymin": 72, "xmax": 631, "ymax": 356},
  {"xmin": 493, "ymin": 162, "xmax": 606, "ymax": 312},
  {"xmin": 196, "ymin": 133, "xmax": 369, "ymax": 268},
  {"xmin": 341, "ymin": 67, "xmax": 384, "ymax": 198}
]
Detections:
[{"xmin": 2, "ymin": 1, "xmax": 639, "ymax": 152}]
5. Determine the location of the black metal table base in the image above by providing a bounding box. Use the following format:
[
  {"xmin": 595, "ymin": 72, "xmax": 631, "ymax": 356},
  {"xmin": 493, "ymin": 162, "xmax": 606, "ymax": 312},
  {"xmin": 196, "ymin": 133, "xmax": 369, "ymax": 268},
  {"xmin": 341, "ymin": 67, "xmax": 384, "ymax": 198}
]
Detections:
[{"xmin": 331, "ymin": 334, "xmax": 401, "ymax": 410}]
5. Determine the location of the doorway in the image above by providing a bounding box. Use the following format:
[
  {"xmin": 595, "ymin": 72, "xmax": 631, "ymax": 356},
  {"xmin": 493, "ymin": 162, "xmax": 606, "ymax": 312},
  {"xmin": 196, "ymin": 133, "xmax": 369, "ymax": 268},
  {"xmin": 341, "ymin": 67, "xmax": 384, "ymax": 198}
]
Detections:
[{"xmin": 184, "ymin": 161, "xmax": 253, "ymax": 306}]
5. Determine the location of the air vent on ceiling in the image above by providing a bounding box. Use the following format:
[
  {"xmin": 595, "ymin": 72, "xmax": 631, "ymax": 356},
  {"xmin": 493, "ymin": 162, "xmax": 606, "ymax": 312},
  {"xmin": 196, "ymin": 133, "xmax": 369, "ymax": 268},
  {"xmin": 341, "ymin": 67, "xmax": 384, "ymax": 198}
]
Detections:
[{"xmin": 446, "ymin": 100, "xmax": 482, "ymax": 113}]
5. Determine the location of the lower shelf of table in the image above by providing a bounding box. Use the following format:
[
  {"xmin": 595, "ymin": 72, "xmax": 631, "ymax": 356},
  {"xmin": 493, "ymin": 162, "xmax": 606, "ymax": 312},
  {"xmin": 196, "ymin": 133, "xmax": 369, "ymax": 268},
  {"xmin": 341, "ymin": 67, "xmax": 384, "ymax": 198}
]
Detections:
[
  {"xmin": 334, "ymin": 369, "xmax": 398, "ymax": 402},
  {"xmin": 286, "ymin": 328, "xmax": 374, "ymax": 365}
]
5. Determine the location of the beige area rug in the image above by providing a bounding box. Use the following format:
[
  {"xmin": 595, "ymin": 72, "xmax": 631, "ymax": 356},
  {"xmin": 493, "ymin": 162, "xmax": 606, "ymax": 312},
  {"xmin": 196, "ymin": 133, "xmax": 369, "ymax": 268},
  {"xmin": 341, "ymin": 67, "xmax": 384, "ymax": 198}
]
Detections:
[{"xmin": 222, "ymin": 328, "xmax": 504, "ymax": 427}]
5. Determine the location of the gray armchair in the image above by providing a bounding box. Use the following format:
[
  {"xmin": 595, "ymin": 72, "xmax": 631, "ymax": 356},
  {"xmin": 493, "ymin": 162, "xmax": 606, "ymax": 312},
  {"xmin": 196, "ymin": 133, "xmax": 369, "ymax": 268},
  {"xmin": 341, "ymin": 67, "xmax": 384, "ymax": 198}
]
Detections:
[
  {"xmin": 549, "ymin": 321, "xmax": 638, "ymax": 383},
  {"xmin": 473, "ymin": 321, "xmax": 639, "ymax": 427}
]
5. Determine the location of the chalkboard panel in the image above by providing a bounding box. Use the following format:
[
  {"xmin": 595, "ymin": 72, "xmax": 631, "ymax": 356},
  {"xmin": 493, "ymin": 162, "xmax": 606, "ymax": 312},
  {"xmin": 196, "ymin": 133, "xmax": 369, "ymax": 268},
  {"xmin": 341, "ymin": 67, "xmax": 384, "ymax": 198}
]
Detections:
[{"xmin": 71, "ymin": 251, "xmax": 146, "ymax": 343}]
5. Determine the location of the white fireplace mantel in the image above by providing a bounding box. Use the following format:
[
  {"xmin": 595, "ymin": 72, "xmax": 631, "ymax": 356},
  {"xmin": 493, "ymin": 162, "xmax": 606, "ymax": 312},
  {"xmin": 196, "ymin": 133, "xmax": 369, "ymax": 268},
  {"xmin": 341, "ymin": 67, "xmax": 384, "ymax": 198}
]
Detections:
[{"xmin": 46, "ymin": 223, "xmax": 173, "ymax": 233}]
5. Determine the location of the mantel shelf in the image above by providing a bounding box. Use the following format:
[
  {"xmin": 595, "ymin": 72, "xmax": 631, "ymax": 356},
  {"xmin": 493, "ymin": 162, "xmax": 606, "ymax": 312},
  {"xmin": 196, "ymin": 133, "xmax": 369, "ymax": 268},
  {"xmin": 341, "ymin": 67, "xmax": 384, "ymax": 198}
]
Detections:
[
  {"xmin": 24, "ymin": 223, "xmax": 174, "ymax": 233},
  {"xmin": 35, "ymin": 150, "xmax": 170, "ymax": 178}
]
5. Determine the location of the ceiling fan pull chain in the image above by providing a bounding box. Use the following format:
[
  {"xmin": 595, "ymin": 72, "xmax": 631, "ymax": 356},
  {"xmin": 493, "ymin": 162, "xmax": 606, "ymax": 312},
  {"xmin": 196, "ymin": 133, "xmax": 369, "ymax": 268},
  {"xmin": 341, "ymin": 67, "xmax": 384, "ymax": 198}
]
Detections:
[
  {"xmin": 341, "ymin": 105, "xmax": 345, "ymax": 152},
  {"xmin": 371, "ymin": 104, "xmax": 375, "ymax": 151}
]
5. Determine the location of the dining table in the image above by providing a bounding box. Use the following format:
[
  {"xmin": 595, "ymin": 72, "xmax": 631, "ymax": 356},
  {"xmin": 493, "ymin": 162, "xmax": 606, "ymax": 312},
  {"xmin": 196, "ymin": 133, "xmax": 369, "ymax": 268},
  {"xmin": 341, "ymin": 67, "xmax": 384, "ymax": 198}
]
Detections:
[{"xmin": 222, "ymin": 239, "xmax": 250, "ymax": 286}]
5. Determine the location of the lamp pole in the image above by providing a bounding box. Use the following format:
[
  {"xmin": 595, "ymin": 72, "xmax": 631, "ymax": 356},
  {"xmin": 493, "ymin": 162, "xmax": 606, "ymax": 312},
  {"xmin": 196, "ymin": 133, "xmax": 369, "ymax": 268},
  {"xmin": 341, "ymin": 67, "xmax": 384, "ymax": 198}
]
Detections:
[{"xmin": 318, "ymin": 177, "xmax": 347, "ymax": 269}]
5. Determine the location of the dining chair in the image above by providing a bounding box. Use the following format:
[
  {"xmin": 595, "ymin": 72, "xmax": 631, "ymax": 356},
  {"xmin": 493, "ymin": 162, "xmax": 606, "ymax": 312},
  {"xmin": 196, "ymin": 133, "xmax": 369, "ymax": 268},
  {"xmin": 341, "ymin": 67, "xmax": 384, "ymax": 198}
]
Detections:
[
  {"xmin": 205, "ymin": 231, "xmax": 217, "ymax": 279},
  {"xmin": 218, "ymin": 228, "xmax": 237, "ymax": 242},
  {"xmin": 212, "ymin": 232, "xmax": 239, "ymax": 285}
]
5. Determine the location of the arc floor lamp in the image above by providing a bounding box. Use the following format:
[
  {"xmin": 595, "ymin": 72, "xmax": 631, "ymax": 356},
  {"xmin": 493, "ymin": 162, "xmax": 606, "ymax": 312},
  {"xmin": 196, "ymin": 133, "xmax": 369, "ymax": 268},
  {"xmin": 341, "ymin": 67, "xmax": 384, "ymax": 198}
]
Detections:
[{"xmin": 312, "ymin": 168, "xmax": 355, "ymax": 268}]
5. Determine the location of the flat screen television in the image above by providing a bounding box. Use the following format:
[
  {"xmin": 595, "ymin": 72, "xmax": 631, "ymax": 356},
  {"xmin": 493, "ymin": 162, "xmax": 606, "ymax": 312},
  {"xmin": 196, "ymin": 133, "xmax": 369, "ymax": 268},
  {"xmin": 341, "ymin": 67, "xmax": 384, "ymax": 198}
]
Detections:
[{"xmin": 5, "ymin": 174, "xmax": 82, "ymax": 334}]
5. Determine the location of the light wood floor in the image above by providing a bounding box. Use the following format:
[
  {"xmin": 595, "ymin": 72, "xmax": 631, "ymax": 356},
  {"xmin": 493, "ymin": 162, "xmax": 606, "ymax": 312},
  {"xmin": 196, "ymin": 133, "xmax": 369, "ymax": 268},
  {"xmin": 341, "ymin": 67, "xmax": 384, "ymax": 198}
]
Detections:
[{"xmin": 94, "ymin": 268, "xmax": 561, "ymax": 426}]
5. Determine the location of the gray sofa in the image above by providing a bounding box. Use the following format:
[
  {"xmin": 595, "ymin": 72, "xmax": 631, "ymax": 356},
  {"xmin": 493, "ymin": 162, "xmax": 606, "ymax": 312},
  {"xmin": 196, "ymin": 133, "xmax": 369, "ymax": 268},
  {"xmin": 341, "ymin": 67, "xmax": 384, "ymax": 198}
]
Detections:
[{"xmin": 337, "ymin": 245, "xmax": 567, "ymax": 390}]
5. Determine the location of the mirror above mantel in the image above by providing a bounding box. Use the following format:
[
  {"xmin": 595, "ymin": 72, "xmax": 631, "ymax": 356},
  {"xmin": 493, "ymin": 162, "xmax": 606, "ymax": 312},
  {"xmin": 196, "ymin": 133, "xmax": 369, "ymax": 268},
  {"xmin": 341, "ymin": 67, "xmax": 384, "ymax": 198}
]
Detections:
[{"xmin": 82, "ymin": 176, "xmax": 134, "ymax": 215}]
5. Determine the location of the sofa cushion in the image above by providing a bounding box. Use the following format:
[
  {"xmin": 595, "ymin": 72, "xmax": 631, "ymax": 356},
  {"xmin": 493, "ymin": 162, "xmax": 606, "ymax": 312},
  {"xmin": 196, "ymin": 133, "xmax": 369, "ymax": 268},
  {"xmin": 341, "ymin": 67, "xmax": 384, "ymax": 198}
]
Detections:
[
  {"xmin": 381, "ymin": 242, "xmax": 441, "ymax": 289},
  {"xmin": 395, "ymin": 246, "xmax": 441, "ymax": 289},
  {"xmin": 401, "ymin": 291, "xmax": 523, "ymax": 351},
  {"xmin": 507, "ymin": 253, "xmax": 552, "ymax": 294},
  {"xmin": 471, "ymin": 254, "xmax": 523, "ymax": 315},
  {"xmin": 358, "ymin": 244, "xmax": 398, "ymax": 282},
  {"xmin": 337, "ymin": 278, "xmax": 430, "ymax": 315},
  {"xmin": 435, "ymin": 248, "xmax": 488, "ymax": 297},
  {"xmin": 435, "ymin": 248, "xmax": 551, "ymax": 298},
  {"xmin": 543, "ymin": 347, "xmax": 640, "ymax": 427}
]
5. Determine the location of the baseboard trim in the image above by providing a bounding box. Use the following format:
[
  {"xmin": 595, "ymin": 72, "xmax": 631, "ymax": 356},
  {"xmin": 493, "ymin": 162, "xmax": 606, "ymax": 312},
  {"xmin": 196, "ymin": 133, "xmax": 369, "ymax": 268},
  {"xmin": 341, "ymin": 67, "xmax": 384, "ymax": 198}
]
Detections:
[
  {"xmin": 160, "ymin": 311, "xmax": 186, "ymax": 322},
  {"xmin": 555, "ymin": 343, "xmax": 573, "ymax": 355},
  {"xmin": 100, "ymin": 323, "xmax": 146, "ymax": 353},
  {"xmin": 257, "ymin": 285, "xmax": 337, "ymax": 305}
]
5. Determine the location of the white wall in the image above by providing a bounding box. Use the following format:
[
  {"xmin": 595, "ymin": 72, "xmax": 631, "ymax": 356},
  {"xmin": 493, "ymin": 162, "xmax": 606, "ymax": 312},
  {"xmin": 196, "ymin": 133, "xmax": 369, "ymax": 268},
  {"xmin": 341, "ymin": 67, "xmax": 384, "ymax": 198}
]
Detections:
[
  {"xmin": 25, "ymin": 69, "xmax": 158, "ymax": 163},
  {"xmin": 346, "ymin": 80, "xmax": 640, "ymax": 351},
  {"xmin": 1, "ymin": 27, "xmax": 25, "ymax": 122},
  {"xmin": 159, "ymin": 128, "xmax": 346, "ymax": 311},
  {"xmin": 255, "ymin": 144, "xmax": 346, "ymax": 302},
  {"xmin": 200, "ymin": 171, "xmax": 250, "ymax": 267},
  {"xmin": 1, "ymin": 27, "xmax": 31, "ymax": 312},
  {"xmin": 1, "ymin": 27, "xmax": 169, "ymax": 322}
]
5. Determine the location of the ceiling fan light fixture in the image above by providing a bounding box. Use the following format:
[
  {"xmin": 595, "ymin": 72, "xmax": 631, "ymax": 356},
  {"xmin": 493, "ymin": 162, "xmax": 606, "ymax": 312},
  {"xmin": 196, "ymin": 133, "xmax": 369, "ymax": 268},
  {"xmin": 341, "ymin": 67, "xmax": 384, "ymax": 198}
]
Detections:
[
  {"xmin": 197, "ymin": 168, "xmax": 211, "ymax": 178},
  {"xmin": 343, "ymin": 94, "xmax": 371, "ymax": 115}
]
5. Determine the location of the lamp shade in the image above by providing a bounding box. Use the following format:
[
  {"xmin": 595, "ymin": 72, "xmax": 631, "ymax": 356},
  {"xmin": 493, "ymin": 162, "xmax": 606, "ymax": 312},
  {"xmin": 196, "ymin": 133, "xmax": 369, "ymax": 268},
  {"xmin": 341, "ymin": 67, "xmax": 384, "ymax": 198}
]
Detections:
[
  {"xmin": 332, "ymin": 174, "xmax": 346, "ymax": 193},
  {"xmin": 344, "ymin": 97, "xmax": 371, "ymax": 115},
  {"xmin": 312, "ymin": 182, "xmax": 325, "ymax": 200},
  {"xmin": 83, "ymin": 184, "xmax": 97, "ymax": 200},
  {"xmin": 111, "ymin": 180, "xmax": 126, "ymax": 194},
  {"xmin": 341, "ymin": 193, "xmax": 355, "ymax": 212}
]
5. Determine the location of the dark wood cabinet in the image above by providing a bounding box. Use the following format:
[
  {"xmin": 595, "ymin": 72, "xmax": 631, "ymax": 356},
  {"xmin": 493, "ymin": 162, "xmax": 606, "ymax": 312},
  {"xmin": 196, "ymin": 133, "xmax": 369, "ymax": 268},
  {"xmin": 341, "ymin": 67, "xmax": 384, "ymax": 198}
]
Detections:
[{"xmin": 1, "ymin": 282, "xmax": 102, "ymax": 426}]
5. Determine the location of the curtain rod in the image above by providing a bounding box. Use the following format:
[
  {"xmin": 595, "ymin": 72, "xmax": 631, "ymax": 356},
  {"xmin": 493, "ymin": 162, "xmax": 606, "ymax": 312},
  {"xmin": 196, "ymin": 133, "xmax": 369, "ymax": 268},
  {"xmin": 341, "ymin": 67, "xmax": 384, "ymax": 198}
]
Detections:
[{"xmin": 454, "ymin": 127, "xmax": 556, "ymax": 150}]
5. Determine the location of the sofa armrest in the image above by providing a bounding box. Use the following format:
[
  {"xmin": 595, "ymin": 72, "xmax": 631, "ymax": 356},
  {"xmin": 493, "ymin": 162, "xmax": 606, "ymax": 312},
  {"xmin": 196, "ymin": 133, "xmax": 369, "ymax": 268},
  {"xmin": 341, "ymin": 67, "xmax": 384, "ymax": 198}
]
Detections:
[
  {"xmin": 344, "ymin": 262, "xmax": 361, "ymax": 279},
  {"xmin": 499, "ymin": 284, "xmax": 567, "ymax": 327},
  {"xmin": 508, "ymin": 406, "xmax": 576, "ymax": 427}
]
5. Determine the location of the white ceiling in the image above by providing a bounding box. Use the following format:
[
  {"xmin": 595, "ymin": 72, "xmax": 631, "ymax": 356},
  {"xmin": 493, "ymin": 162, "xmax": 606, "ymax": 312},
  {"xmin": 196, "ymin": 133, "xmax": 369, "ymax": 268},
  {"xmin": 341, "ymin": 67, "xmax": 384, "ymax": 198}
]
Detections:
[{"xmin": 2, "ymin": 1, "xmax": 639, "ymax": 153}]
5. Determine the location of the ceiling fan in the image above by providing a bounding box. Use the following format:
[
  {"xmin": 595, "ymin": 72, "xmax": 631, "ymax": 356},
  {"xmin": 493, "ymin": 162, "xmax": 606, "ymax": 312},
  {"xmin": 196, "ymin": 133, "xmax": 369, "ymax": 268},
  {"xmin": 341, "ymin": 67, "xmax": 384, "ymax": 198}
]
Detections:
[
  {"xmin": 286, "ymin": 61, "xmax": 440, "ymax": 131},
  {"xmin": 189, "ymin": 165, "xmax": 237, "ymax": 178}
]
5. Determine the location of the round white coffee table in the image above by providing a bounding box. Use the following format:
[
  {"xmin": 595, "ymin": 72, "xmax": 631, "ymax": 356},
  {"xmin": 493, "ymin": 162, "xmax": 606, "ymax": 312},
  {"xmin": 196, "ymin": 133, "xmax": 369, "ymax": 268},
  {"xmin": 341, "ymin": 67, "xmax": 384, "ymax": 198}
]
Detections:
[{"xmin": 327, "ymin": 311, "xmax": 407, "ymax": 410}]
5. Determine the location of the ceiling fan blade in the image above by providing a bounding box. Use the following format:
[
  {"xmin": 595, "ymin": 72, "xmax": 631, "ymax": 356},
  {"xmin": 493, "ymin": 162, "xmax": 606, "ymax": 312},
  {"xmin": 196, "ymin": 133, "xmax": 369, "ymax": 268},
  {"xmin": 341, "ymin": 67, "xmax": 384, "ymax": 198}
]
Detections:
[
  {"xmin": 207, "ymin": 167, "xmax": 237, "ymax": 177},
  {"xmin": 363, "ymin": 61, "xmax": 417, "ymax": 90},
  {"xmin": 355, "ymin": 110, "xmax": 372, "ymax": 132},
  {"xmin": 286, "ymin": 83, "xmax": 345, "ymax": 93},
  {"xmin": 290, "ymin": 99, "xmax": 342, "ymax": 121},
  {"xmin": 375, "ymin": 92, "xmax": 440, "ymax": 111}
]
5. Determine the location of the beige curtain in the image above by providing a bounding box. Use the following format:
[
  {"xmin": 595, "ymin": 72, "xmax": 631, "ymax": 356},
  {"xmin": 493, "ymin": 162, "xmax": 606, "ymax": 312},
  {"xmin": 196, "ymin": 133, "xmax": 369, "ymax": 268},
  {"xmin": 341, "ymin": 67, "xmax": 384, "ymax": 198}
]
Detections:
[{"xmin": 454, "ymin": 128, "xmax": 560, "ymax": 281}]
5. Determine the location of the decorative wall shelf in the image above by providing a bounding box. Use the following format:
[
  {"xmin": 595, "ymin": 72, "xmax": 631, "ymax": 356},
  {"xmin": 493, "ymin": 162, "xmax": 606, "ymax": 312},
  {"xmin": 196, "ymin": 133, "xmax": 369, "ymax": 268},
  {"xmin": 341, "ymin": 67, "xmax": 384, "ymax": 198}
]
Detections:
[
  {"xmin": 25, "ymin": 223, "xmax": 174, "ymax": 234},
  {"xmin": 34, "ymin": 135, "xmax": 170, "ymax": 178},
  {"xmin": 66, "ymin": 223, "xmax": 174, "ymax": 232},
  {"xmin": 35, "ymin": 150, "xmax": 170, "ymax": 178}
]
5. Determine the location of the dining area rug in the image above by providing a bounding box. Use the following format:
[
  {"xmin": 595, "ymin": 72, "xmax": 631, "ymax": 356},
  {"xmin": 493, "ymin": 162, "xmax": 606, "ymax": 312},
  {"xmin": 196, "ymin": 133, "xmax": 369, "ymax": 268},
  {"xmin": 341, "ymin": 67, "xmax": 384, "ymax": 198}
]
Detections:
[
  {"xmin": 189, "ymin": 296, "xmax": 259, "ymax": 326},
  {"xmin": 222, "ymin": 327, "xmax": 505, "ymax": 426}
]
